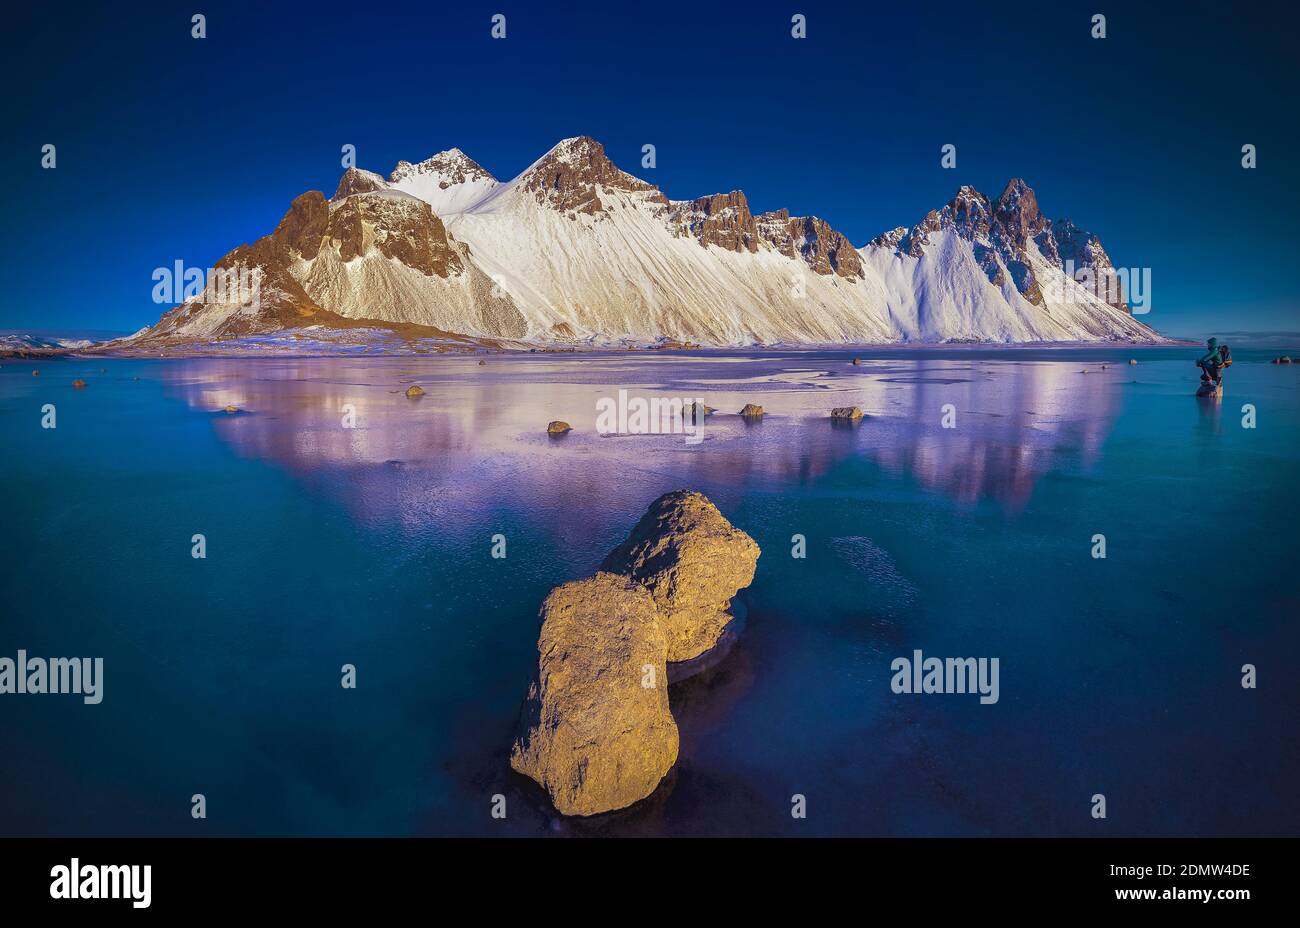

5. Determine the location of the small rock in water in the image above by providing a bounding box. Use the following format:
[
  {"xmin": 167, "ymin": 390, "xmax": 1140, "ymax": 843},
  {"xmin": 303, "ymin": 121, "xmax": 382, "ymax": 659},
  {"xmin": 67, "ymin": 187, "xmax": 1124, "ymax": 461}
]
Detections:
[
  {"xmin": 510, "ymin": 573, "xmax": 678, "ymax": 817},
  {"xmin": 851, "ymin": 358, "xmax": 861, "ymax": 365},
  {"xmin": 71, "ymin": 379, "xmax": 87, "ymax": 389},
  {"xmin": 404, "ymin": 385, "xmax": 426, "ymax": 398},
  {"xmin": 686, "ymin": 401, "xmax": 713, "ymax": 419},
  {"xmin": 477, "ymin": 360, "xmax": 486, "ymax": 366},
  {"xmin": 546, "ymin": 420, "xmax": 571, "ymax": 434},
  {"xmin": 224, "ymin": 404, "xmax": 239, "ymax": 414},
  {"xmin": 831, "ymin": 406, "xmax": 864, "ymax": 420},
  {"xmin": 1129, "ymin": 358, "xmax": 1138, "ymax": 365},
  {"xmin": 31, "ymin": 370, "xmax": 40, "ymax": 377},
  {"xmin": 1272, "ymin": 356, "xmax": 1293, "ymax": 364},
  {"xmin": 738, "ymin": 403, "xmax": 764, "ymax": 418}
]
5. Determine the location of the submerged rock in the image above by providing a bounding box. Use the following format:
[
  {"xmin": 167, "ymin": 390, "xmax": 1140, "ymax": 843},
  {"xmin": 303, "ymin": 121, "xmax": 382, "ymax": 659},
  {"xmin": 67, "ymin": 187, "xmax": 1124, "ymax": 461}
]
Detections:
[
  {"xmin": 602, "ymin": 490, "xmax": 760, "ymax": 662},
  {"xmin": 831, "ymin": 406, "xmax": 864, "ymax": 420},
  {"xmin": 547, "ymin": 420, "xmax": 572, "ymax": 434},
  {"xmin": 738, "ymin": 403, "xmax": 764, "ymax": 418},
  {"xmin": 1272, "ymin": 356, "xmax": 1293, "ymax": 364},
  {"xmin": 71, "ymin": 379, "xmax": 87, "ymax": 389},
  {"xmin": 404, "ymin": 385, "xmax": 426, "ymax": 397},
  {"xmin": 510, "ymin": 573, "xmax": 678, "ymax": 817}
]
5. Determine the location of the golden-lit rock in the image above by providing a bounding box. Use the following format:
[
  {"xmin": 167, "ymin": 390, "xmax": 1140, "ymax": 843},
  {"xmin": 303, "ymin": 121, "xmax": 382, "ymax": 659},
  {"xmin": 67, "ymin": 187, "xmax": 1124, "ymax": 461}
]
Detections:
[
  {"xmin": 602, "ymin": 490, "xmax": 760, "ymax": 662},
  {"xmin": 510, "ymin": 573, "xmax": 678, "ymax": 817}
]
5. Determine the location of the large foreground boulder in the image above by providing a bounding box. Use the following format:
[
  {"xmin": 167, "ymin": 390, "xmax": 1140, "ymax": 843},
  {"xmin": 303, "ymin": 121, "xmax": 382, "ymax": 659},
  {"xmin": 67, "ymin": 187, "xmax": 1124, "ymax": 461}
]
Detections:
[
  {"xmin": 510, "ymin": 573, "xmax": 678, "ymax": 817},
  {"xmin": 602, "ymin": 490, "xmax": 760, "ymax": 662}
]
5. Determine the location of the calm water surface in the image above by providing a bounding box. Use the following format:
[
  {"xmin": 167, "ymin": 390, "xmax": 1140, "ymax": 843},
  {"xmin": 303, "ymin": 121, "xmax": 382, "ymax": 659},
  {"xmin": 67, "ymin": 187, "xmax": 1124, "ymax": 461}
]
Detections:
[{"xmin": 2, "ymin": 347, "xmax": 1297, "ymax": 836}]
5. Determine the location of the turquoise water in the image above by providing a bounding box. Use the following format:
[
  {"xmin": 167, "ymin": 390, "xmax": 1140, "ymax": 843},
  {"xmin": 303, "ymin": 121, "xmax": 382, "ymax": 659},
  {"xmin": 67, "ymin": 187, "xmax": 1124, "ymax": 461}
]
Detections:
[{"xmin": 1, "ymin": 347, "xmax": 1297, "ymax": 836}]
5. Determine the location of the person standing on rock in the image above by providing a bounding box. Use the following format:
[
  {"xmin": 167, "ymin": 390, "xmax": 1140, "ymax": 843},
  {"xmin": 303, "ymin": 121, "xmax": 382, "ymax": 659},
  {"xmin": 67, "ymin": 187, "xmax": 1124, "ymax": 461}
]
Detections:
[{"xmin": 1196, "ymin": 337, "xmax": 1231, "ymax": 388}]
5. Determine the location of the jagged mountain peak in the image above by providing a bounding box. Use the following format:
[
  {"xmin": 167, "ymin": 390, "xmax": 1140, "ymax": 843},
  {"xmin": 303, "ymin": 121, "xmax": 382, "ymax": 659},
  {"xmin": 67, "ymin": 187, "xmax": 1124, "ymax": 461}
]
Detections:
[
  {"xmin": 333, "ymin": 167, "xmax": 390, "ymax": 201},
  {"xmin": 391, "ymin": 148, "xmax": 496, "ymax": 185},
  {"xmin": 993, "ymin": 178, "xmax": 1046, "ymax": 234},
  {"xmin": 515, "ymin": 136, "xmax": 666, "ymax": 216},
  {"xmin": 389, "ymin": 147, "xmax": 500, "ymax": 218},
  {"xmin": 997, "ymin": 177, "xmax": 1033, "ymax": 199},
  {"xmin": 534, "ymin": 135, "xmax": 608, "ymax": 168}
]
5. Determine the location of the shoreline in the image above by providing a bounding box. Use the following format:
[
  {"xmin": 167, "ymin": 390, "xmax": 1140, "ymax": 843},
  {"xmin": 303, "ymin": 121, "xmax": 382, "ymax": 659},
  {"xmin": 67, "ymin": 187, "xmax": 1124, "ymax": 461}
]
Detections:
[{"xmin": 4, "ymin": 338, "xmax": 1199, "ymax": 362}]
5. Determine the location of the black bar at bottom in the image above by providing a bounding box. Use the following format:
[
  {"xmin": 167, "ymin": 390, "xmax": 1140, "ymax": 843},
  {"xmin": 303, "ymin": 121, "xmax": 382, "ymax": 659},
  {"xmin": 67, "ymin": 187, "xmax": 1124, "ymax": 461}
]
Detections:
[{"xmin": 2, "ymin": 837, "xmax": 1282, "ymax": 914}]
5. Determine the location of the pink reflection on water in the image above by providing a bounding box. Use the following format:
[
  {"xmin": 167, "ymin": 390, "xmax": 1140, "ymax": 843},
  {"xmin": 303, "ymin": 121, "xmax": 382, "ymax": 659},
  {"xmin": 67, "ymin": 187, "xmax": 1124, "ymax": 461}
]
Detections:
[{"xmin": 161, "ymin": 354, "xmax": 1122, "ymax": 526}]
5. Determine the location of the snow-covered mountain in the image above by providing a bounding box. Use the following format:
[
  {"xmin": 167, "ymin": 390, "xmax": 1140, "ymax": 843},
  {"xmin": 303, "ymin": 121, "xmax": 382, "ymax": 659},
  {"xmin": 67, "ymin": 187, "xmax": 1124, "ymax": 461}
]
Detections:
[
  {"xmin": 0, "ymin": 333, "xmax": 98, "ymax": 351},
  {"xmin": 133, "ymin": 136, "xmax": 1161, "ymax": 346},
  {"xmin": 860, "ymin": 180, "xmax": 1152, "ymax": 342}
]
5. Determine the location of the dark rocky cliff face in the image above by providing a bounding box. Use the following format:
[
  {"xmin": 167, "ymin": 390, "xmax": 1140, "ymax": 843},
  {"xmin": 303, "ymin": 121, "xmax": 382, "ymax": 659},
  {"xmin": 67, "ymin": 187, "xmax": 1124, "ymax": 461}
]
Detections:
[{"xmin": 757, "ymin": 209, "xmax": 864, "ymax": 278}]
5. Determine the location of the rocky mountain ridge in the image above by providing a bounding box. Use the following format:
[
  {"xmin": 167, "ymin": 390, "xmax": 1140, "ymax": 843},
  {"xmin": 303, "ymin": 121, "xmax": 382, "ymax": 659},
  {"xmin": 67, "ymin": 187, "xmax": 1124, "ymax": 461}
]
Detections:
[{"xmin": 132, "ymin": 136, "xmax": 1160, "ymax": 347}]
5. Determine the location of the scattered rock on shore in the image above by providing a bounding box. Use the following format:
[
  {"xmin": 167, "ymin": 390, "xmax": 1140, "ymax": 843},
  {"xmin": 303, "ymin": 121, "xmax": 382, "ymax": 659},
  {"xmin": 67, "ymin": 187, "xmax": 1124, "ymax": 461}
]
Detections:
[
  {"xmin": 547, "ymin": 420, "xmax": 572, "ymax": 434},
  {"xmin": 602, "ymin": 490, "xmax": 761, "ymax": 662},
  {"xmin": 831, "ymin": 406, "xmax": 864, "ymax": 420},
  {"xmin": 510, "ymin": 573, "xmax": 678, "ymax": 817},
  {"xmin": 738, "ymin": 403, "xmax": 764, "ymax": 418}
]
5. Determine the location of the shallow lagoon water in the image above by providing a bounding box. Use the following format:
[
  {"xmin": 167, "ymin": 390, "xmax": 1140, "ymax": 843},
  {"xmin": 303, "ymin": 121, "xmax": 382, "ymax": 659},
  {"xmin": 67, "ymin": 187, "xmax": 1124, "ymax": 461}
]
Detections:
[{"xmin": 2, "ymin": 347, "xmax": 1297, "ymax": 836}]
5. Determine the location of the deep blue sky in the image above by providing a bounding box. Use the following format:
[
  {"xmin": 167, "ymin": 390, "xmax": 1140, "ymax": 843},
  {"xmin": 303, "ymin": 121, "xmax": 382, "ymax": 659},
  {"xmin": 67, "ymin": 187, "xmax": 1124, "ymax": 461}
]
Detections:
[{"xmin": 3, "ymin": 0, "xmax": 1296, "ymax": 338}]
